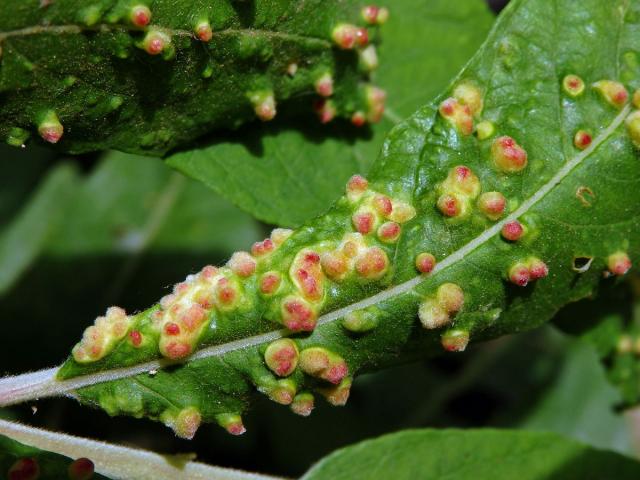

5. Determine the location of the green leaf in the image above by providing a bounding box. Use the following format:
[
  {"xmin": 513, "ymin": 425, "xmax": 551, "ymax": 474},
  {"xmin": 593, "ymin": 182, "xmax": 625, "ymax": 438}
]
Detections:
[
  {"xmin": 0, "ymin": 0, "xmax": 379, "ymax": 155},
  {"xmin": 301, "ymin": 429, "xmax": 640, "ymax": 480},
  {"xmin": 167, "ymin": 0, "xmax": 494, "ymax": 227},
  {"xmin": 2, "ymin": 0, "xmax": 640, "ymax": 440}
]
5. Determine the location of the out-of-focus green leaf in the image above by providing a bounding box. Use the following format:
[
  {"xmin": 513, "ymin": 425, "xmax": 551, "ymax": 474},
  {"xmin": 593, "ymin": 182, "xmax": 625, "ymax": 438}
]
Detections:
[
  {"xmin": 302, "ymin": 429, "xmax": 640, "ymax": 480},
  {"xmin": 0, "ymin": 162, "xmax": 77, "ymax": 295},
  {"xmin": 518, "ymin": 331, "xmax": 633, "ymax": 456},
  {"xmin": 167, "ymin": 0, "xmax": 494, "ymax": 227}
]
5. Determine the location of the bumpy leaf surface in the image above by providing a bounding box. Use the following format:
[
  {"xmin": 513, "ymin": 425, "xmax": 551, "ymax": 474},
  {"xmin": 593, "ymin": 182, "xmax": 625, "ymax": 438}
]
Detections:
[
  {"xmin": 166, "ymin": 0, "xmax": 494, "ymax": 227},
  {"xmin": 301, "ymin": 429, "xmax": 640, "ymax": 480},
  {"xmin": 2, "ymin": 0, "xmax": 640, "ymax": 439},
  {"xmin": 0, "ymin": 0, "xmax": 381, "ymax": 155}
]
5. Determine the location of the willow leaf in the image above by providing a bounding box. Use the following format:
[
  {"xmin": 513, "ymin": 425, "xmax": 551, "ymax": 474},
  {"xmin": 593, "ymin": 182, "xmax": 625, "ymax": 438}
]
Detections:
[
  {"xmin": 1, "ymin": 0, "xmax": 640, "ymax": 439},
  {"xmin": 0, "ymin": 0, "xmax": 383, "ymax": 155},
  {"xmin": 301, "ymin": 429, "xmax": 640, "ymax": 480}
]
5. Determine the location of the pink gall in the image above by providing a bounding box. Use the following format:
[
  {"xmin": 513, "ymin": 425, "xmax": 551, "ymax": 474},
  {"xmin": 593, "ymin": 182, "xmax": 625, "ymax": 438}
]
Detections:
[
  {"xmin": 527, "ymin": 257, "xmax": 549, "ymax": 280},
  {"xmin": 291, "ymin": 250, "xmax": 324, "ymax": 301},
  {"xmin": 593, "ymin": 80, "xmax": 628, "ymax": 108},
  {"xmin": 265, "ymin": 339, "xmax": 299, "ymax": 377},
  {"xmin": 227, "ymin": 251, "xmax": 256, "ymax": 277},
  {"xmin": 282, "ymin": 296, "xmax": 317, "ymax": 331},
  {"xmin": 439, "ymin": 98, "xmax": 473, "ymax": 135},
  {"xmin": 361, "ymin": 5, "xmax": 381, "ymax": 24},
  {"xmin": 163, "ymin": 341, "xmax": 192, "ymax": 360},
  {"xmin": 320, "ymin": 377, "xmax": 352, "ymax": 406},
  {"xmin": 129, "ymin": 330, "xmax": 143, "ymax": 347},
  {"xmin": 299, "ymin": 347, "xmax": 349, "ymax": 384},
  {"xmin": 251, "ymin": 238, "xmax": 274, "ymax": 256},
  {"xmin": 260, "ymin": 271, "xmax": 282, "ymax": 295},
  {"xmin": 320, "ymin": 251, "xmax": 349, "ymax": 280},
  {"xmin": 315, "ymin": 73, "xmax": 334, "ymax": 97},
  {"xmin": 8, "ymin": 458, "xmax": 39, "ymax": 480},
  {"xmin": 373, "ymin": 194, "xmax": 393, "ymax": 217},
  {"xmin": 453, "ymin": 82, "xmax": 483, "ymax": 116},
  {"xmin": 355, "ymin": 247, "xmax": 389, "ymax": 280},
  {"xmin": 313, "ymin": 99, "xmax": 336, "ymax": 124},
  {"xmin": 346, "ymin": 174, "xmax": 369, "ymax": 201},
  {"xmin": 478, "ymin": 192, "xmax": 506, "ymax": 220},
  {"xmin": 68, "ymin": 458, "xmax": 94, "ymax": 480},
  {"xmin": 351, "ymin": 111, "xmax": 367, "ymax": 127},
  {"xmin": 437, "ymin": 193, "xmax": 463, "ymax": 218},
  {"xmin": 607, "ymin": 251, "xmax": 632, "ymax": 276},
  {"xmin": 436, "ymin": 283, "xmax": 464, "ymax": 314},
  {"xmin": 270, "ymin": 228, "xmax": 293, "ymax": 246},
  {"xmin": 419, "ymin": 299, "xmax": 450, "ymax": 330},
  {"xmin": 388, "ymin": 200, "xmax": 416, "ymax": 223},
  {"xmin": 501, "ymin": 220, "xmax": 524, "ymax": 241},
  {"xmin": 129, "ymin": 5, "xmax": 151, "ymax": 27},
  {"xmin": 377, "ymin": 221, "xmax": 401, "ymax": 243},
  {"xmin": 352, "ymin": 210, "xmax": 375, "ymax": 234},
  {"xmin": 250, "ymin": 91, "xmax": 277, "ymax": 121},
  {"xmin": 415, "ymin": 252, "xmax": 436, "ymax": 274},
  {"xmin": 37, "ymin": 110, "xmax": 63, "ymax": 144},
  {"xmin": 195, "ymin": 20, "xmax": 213, "ymax": 42},
  {"xmin": 215, "ymin": 413, "xmax": 246, "ymax": 436},
  {"xmin": 291, "ymin": 392, "xmax": 315, "ymax": 416},
  {"xmin": 331, "ymin": 23, "xmax": 358, "ymax": 49},
  {"xmin": 573, "ymin": 130, "xmax": 592, "ymax": 150},
  {"xmin": 562, "ymin": 74, "xmax": 585, "ymax": 97},
  {"xmin": 366, "ymin": 86, "xmax": 386, "ymax": 123},
  {"xmin": 441, "ymin": 329, "xmax": 470, "ymax": 352},
  {"xmin": 508, "ymin": 262, "xmax": 530, "ymax": 287},
  {"xmin": 266, "ymin": 379, "xmax": 297, "ymax": 405},
  {"xmin": 360, "ymin": 45, "xmax": 379, "ymax": 71},
  {"xmin": 442, "ymin": 165, "xmax": 481, "ymax": 198},
  {"xmin": 626, "ymin": 111, "xmax": 640, "ymax": 148},
  {"xmin": 491, "ymin": 136, "xmax": 528, "ymax": 173},
  {"xmin": 141, "ymin": 30, "xmax": 171, "ymax": 56}
]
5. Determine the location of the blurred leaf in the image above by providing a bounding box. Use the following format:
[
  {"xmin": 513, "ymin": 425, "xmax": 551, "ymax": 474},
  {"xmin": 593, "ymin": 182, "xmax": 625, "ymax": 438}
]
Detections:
[
  {"xmin": 518, "ymin": 331, "xmax": 633, "ymax": 456},
  {"xmin": 167, "ymin": 0, "xmax": 494, "ymax": 227},
  {"xmin": 0, "ymin": 150, "xmax": 261, "ymax": 372},
  {"xmin": 302, "ymin": 429, "xmax": 640, "ymax": 480},
  {"xmin": 0, "ymin": 162, "xmax": 77, "ymax": 294}
]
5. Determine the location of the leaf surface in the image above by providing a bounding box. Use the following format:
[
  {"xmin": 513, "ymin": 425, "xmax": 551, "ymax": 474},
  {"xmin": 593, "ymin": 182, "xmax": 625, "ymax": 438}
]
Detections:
[
  {"xmin": 301, "ymin": 429, "xmax": 640, "ymax": 480},
  {"xmin": 2, "ymin": 0, "xmax": 640, "ymax": 440},
  {"xmin": 0, "ymin": 0, "xmax": 379, "ymax": 155},
  {"xmin": 167, "ymin": 0, "xmax": 494, "ymax": 226}
]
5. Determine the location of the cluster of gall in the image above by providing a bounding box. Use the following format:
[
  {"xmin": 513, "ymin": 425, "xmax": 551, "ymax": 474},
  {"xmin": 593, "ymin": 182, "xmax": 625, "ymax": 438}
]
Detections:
[
  {"xmin": 436, "ymin": 166, "xmax": 482, "ymax": 219},
  {"xmin": 299, "ymin": 347, "xmax": 349, "ymax": 385},
  {"xmin": 491, "ymin": 136, "xmax": 528, "ymax": 173},
  {"xmin": 508, "ymin": 257, "xmax": 549, "ymax": 287},
  {"xmin": 438, "ymin": 82, "xmax": 483, "ymax": 135},
  {"xmin": 419, "ymin": 283, "xmax": 464, "ymax": 331},
  {"xmin": 72, "ymin": 307, "xmax": 132, "ymax": 363},
  {"xmin": 593, "ymin": 80, "xmax": 628, "ymax": 108}
]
